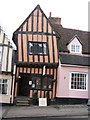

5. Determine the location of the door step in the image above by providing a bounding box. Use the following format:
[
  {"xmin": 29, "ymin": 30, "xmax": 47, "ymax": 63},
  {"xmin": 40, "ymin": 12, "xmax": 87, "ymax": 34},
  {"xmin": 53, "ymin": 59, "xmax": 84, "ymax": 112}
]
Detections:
[{"xmin": 15, "ymin": 96, "xmax": 30, "ymax": 106}]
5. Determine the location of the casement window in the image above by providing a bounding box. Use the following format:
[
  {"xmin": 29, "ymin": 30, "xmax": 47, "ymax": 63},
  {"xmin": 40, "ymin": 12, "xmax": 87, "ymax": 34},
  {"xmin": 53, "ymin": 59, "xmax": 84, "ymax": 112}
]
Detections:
[
  {"xmin": 71, "ymin": 45, "xmax": 80, "ymax": 53},
  {"xmin": 29, "ymin": 42, "xmax": 48, "ymax": 55},
  {"xmin": 70, "ymin": 73, "xmax": 87, "ymax": 90},
  {"xmin": 0, "ymin": 79, "xmax": 8, "ymax": 95},
  {"xmin": 0, "ymin": 47, "xmax": 2, "ymax": 62}
]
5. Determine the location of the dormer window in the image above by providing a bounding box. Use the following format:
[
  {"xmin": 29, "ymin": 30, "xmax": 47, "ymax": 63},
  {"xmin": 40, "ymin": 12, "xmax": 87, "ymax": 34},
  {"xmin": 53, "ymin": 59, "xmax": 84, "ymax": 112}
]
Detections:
[
  {"xmin": 67, "ymin": 35, "xmax": 82, "ymax": 54},
  {"xmin": 71, "ymin": 45, "xmax": 80, "ymax": 53}
]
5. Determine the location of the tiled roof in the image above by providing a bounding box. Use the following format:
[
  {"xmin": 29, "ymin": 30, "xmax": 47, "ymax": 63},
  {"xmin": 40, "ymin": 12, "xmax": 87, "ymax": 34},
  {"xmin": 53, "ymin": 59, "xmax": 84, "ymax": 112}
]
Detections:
[
  {"xmin": 0, "ymin": 25, "xmax": 13, "ymax": 47},
  {"xmin": 59, "ymin": 53, "xmax": 90, "ymax": 66},
  {"xmin": 49, "ymin": 19, "xmax": 90, "ymax": 54}
]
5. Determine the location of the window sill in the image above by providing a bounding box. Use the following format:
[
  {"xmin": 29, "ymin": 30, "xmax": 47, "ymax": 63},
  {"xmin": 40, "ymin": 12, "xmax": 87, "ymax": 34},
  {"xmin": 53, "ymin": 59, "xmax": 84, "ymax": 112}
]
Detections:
[
  {"xmin": 0, "ymin": 94, "xmax": 8, "ymax": 96},
  {"xmin": 69, "ymin": 89, "xmax": 88, "ymax": 91},
  {"xmin": 29, "ymin": 53, "xmax": 48, "ymax": 56}
]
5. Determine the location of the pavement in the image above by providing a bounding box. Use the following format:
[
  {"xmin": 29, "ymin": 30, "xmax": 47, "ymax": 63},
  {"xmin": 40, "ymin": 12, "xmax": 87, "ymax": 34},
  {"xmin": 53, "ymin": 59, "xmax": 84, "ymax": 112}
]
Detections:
[{"xmin": 0, "ymin": 104, "xmax": 89, "ymax": 119}]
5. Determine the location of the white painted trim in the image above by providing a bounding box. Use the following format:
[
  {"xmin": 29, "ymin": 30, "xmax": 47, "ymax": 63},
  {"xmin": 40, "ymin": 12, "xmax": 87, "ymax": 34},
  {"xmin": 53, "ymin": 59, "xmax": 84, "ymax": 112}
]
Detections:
[
  {"xmin": 69, "ymin": 72, "xmax": 88, "ymax": 91},
  {"xmin": 0, "ymin": 79, "xmax": 8, "ymax": 95}
]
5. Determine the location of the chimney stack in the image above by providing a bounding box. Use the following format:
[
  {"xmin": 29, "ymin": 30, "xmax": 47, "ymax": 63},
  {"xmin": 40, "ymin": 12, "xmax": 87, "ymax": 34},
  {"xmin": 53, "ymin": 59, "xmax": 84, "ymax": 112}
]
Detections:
[
  {"xmin": 49, "ymin": 12, "xmax": 52, "ymax": 18},
  {"xmin": 49, "ymin": 12, "xmax": 61, "ymax": 25}
]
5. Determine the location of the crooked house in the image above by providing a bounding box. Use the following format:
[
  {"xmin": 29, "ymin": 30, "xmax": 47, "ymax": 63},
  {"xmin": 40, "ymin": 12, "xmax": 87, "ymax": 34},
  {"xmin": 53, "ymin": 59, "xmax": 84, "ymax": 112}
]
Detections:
[
  {"xmin": 12, "ymin": 5, "xmax": 90, "ymax": 105},
  {"xmin": 13, "ymin": 5, "xmax": 59, "ymax": 105}
]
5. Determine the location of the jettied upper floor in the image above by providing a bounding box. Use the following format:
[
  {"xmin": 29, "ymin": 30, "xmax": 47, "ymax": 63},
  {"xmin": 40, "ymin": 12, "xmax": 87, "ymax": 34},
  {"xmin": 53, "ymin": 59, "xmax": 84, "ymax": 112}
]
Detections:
[{"xmin": 13, "ymin": 4, "xmax": 59, "ymax": 68}]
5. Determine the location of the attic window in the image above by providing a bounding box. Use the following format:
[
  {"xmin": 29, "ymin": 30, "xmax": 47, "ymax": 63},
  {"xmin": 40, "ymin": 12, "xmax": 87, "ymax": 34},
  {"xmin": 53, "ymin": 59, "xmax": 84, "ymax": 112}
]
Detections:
[{"xmin": 71, "ymin": 45, "xmax": 80, "ymax": 53}]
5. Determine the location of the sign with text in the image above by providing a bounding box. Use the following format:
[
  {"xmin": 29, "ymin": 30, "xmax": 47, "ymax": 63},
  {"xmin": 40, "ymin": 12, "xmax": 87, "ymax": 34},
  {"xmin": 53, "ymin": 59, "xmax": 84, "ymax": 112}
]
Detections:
[{"xmin": 39, "ymin": 98, "xmax": 47, "ymax": 106}]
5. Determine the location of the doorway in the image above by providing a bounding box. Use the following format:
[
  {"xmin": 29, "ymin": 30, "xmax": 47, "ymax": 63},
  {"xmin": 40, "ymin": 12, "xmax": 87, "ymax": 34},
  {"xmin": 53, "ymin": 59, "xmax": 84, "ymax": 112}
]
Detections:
[{"xmin": 17, "ymin": 75, "xmax": 30, "ymax": 96}]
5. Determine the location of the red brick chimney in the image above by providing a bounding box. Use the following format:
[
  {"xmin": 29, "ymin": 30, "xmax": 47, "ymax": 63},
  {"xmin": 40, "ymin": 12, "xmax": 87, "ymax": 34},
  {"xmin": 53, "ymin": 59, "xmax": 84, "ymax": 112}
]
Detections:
[{"xmin": 49, "ymin": 12, "xmax": 61, "ymax": 25}]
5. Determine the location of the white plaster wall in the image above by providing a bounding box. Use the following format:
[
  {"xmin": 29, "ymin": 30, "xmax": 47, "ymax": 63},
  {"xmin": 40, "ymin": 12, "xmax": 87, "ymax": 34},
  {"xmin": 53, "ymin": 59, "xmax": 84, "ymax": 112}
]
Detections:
[
  {"xmin": 1, "ymin": 47, "xmax": 7, "ymax": 71},
  {"xmin": 0, "ymin": 74, "xmax": 14, "ymax": 104},
  {"xmin": 0, "ymin": 30, "xmax": 3, "ymax": 43},
  {"xmin": 8, "ymin": 48, "xmax": 13, "ymax": 72}
]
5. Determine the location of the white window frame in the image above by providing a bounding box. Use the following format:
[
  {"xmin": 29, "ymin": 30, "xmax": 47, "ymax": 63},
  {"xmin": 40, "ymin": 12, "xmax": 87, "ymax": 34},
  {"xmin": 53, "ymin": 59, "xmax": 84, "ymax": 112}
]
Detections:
[
  {"xmin": 0, "ymin": 79, "xmax": 8, "ymax": 95},
  {"xmin": 71, "ymin": 44, "xmax": 81, "ymax": 53},
  {"xmin": 0, "ymin": 47, "xmax": 2, "ymax": 63},
  {"xmin": 69, "ymin": 72, "xmax": 88, "ymax": 91},
  {"xmin": 76, "ymin": 45, "xmax": 80, "ymax": 52}
]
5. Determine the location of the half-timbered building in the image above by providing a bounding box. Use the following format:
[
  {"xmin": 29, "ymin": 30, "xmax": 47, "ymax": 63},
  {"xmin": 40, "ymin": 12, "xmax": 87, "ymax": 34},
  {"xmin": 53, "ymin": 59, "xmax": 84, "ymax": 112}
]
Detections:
[
  {"xmin": 0, "ymin": 26, "xmax": 14, "ymax": 104},
  {"xmin": 13, "ymin": 5, "xmax": 59, "ymax": 104}
]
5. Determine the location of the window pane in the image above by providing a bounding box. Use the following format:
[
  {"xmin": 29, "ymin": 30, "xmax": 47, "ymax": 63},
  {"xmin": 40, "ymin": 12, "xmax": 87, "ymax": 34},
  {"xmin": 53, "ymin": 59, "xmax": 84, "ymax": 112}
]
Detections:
[
  {"xmin": 42, "ymin": 77, "xmax": 47, "ymax": 89},
  {"xmin": 0, "ymin": 84, "xmax": 1, "ymax": 94},
  {"xmin": 36, "ymin": 77, "xmax": 41, "ymax": 89},
  {"xmin": 0, "ymin": 79, "xmax": 8, "ymax": 94},
  {"xmin": 71, "ymin": 73, "xmax": 87, "ymax": 90},
  {"xmin": 2, "ymin": 84, "xmax": 7, "ymax": 94},
  {"xmin": 76, "ymin": 45, "xmax": 80, "ymax": 52},
  {"xmin": 71, "ymin": 45, "xmax": 75, "ymax": 52},
  {"xmin": 3, "ymin": 79, "xmax": 7, "ymax": 83},
  {"xmin": 0, "ymin": 47, "xmax": 2, "ymax": 62}
]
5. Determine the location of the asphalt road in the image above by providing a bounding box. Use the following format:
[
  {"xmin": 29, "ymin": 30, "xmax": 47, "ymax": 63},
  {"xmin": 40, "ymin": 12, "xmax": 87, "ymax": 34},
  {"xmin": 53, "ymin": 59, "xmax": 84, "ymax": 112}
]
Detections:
[{"xmin": 1, "ymin": 116, "xmax": 88, "ymax": 120}]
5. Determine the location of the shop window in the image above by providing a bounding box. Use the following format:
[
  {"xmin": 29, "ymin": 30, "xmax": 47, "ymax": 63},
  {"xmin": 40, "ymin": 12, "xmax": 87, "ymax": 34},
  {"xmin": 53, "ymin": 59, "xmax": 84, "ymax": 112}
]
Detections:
[
  {"xmin": 30, "ymin": 75, "xmax": 53, "ymax": 90},
  {"xmin": 31, "ymin": 76, "xmax": 41, "ymax": 89},
  {"xmin": 42, "ymin": 77, "xmax": 53, "ymax": 90}
]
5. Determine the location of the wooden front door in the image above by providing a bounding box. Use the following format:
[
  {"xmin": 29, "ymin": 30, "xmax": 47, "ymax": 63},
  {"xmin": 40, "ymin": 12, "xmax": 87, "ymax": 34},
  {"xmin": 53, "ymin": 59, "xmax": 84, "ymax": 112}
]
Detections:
[{"xmin": 18, "ymin": 75, "xmax": 30, "ymax": 96}]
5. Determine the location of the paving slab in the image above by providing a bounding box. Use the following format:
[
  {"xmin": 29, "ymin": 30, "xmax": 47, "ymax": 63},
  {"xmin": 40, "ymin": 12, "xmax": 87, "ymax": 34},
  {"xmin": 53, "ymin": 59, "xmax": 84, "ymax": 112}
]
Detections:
[{"xmin": 1, "ymin": 105, "xmax": 88, "ymax": 119}]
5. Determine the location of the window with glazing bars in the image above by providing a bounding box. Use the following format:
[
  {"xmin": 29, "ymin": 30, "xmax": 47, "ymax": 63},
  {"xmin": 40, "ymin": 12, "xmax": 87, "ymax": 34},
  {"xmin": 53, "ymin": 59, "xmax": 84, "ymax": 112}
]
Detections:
[
  {"xmin": 0, "ymin": 79, "xmax": 8, "ymax": 94},
  {"xmin": 29, "ymin": 42, "xmax": 48, "ymax": 55},
  {"xmin": 70, "ymin": 73, "xmax": 87, "ymax": 90}
]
